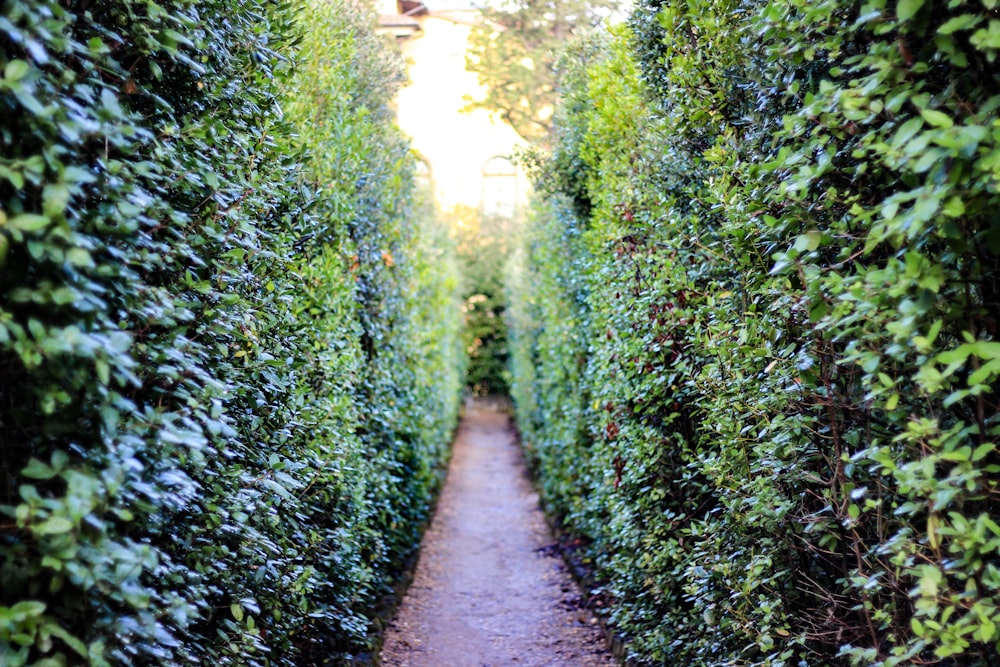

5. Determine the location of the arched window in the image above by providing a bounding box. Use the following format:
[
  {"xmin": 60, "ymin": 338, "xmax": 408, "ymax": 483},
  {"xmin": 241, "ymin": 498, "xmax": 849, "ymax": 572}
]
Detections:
[{"xmin": 481, "ymin": 155, "xmax": 517, "ymax": 219}]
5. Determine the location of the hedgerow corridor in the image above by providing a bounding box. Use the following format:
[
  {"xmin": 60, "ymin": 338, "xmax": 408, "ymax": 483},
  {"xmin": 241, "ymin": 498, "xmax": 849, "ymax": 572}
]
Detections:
[{"xmin": 1, "ymin": 0, "xmax": 998, "ymax": 666}]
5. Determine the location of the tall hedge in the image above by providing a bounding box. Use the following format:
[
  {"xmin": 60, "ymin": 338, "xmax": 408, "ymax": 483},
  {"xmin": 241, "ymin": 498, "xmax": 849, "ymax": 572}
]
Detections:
[
  {"xmin": 509, "ymin": 0, "xmax": 1000, "ymax": 665},
  {"xmin": 0, "ymin": 1, "xmax": 462, "ymax": 665}
]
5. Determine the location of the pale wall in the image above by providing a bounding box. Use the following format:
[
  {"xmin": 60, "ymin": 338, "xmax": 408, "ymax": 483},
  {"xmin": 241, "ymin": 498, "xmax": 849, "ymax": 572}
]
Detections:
[{"xmin": 394, "ymin": 13, "xmax": 530, "ymax": 219}]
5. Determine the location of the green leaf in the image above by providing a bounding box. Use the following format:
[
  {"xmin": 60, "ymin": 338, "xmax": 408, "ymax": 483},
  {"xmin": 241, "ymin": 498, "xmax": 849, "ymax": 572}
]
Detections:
[
  {"xmin": 920, "ymin": 108, "xmax": 953, "ymax": 129},
  {"xmin": 43, "ymin": 623, "xmax": 87, "ymax": 657},
  {"xmin": 808, "ymin": 300, "xmax": 828, "ymax": 322},
  {"xmin": 10, "ymin": 601, "xmax": 47, "ymax": 618},
  {"xmin": 940, "ymin": 446, "xmax": 972, "ymax": 462},
  {"xmin": 975, "ymin": 616, "xmax": 997, "ymax": 643},
  {"xmin": 5, "ymin": 59, "xmax": 30, "ymax": 82},
  {"xmin": 0, "ymin": 167, "xmax": 23, "ymax": 191},
  {"xmin": 21, "ymin": 459, "xmax": 55, "ymax": 480},
  {"xmin": 942, "ymin": 196, "xmax": 965, "ymax": 217},
  {"xmin": 794, "ymin": 229, "xmax": 821, "ymax": 252},
  {"xmin": 927, "ymin": 319, "xmax": 943, "ymax": 343},
  {"xmin": 971, "ymin": 443, "xmax": 994, "ymax": 462},
  {"xmin": 99, "ymin": 87, "xmax": 123, "ymax": 117},
  {"xmin": 897, "ymin": 0, "xmax": 924, "ymax": 21},
  {"xmin": 938, "ymin": 14, "xmax": 981, "ymax": 34},
  {"xmin": 34, "ymin": 516, "xmax": 73, "ymax": 536},
  {"xmin": 51, "ymin": 288, "xmax": 78, "ymax": 306},
  {"xmin": 912, "ymin": 195, "xmax": 940, "ymax": 222},
  {"xmin": 892, "ymin": 117, "xmax": 924, "ymax": 150},
  {"xmin": 42, "ymin": 183, "xmax": 72, "ymax": 217},
  {"xmin": 968, "ymin": 359, "xmax": 1000, "ymax": 385},
  {"xmin": 95, "ymin": 359, "xmax": 110, "ymax": 385},
  {"xmin": 970, "ymin": 21, "xmax": 1000, "ymax": 49},
  {"xmin": 66, "ymin": 248, "xmax": 93, "ymax": 267},
  {"xmin": 913, "ymin": 148, "xmax": 945, "ymax": 174},
  {"xmin": 41, "ymin": 555, "xmax": 62, "ymax": 571},
  {"xmin": 8, "ymin": 214, "xmax": 51, "ymax": 232}
]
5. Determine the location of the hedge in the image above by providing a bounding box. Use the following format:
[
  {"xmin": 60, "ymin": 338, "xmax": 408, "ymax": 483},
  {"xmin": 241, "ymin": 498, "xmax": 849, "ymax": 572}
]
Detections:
[
  {"xmin": 509, "ymin": 1, "xmax": 1000, "ymax": 665},
  {"xmin": 456, "ymin": 220, "xmax": 511, "ymax": 397},
  {"xmin": 0, "ymin": 1, "xmax": 462, "ymax": 665}
]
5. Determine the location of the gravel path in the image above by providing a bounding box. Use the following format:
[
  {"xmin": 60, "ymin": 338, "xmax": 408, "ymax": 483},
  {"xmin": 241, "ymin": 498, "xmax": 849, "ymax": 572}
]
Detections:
[{"xmin": 380, "ymin": 407, "xmax": 614, "ymax": 667}]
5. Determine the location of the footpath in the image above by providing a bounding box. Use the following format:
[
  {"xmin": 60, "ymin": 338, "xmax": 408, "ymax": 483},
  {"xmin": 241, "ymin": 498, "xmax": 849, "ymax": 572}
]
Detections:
[{"xmin": 380, "ymin": 406, "xmax": 614, "ymax": 667}]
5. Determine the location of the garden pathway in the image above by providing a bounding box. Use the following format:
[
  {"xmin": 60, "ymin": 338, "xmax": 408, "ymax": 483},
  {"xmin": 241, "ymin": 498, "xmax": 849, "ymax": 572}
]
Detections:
[{"xmin": 380, "ymin": 405, "xmax": 614, "ymax": 667}]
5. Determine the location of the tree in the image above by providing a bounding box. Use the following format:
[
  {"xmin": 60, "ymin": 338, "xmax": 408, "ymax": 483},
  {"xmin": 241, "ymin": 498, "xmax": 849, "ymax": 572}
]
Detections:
[{"xmin": 464, "ymin": 0, "xmax": 618, "ymax": 145}]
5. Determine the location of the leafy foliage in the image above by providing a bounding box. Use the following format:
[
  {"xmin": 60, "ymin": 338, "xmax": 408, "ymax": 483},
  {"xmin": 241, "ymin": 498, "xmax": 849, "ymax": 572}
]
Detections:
[
  {"xmin": 0, "ymin": 0, "xmax": 462, "ymax": 665},
  {"xmin": 509, "ymin": 1, "xmax": 1000, "ymax": 665},
  {"xmin": 455, "ymin": 212, "xmax": 512, "ymax": 396}
]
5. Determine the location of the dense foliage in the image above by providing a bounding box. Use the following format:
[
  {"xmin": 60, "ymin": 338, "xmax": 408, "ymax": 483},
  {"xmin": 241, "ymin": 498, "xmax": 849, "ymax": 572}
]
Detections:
[
  {"xmin": 508, "ymin": 1, "xmax": 1000, "ymax": 665},
  {"xmin": 456, "ymin": 215, "xmax": 511, "ymax": 396},
  {"xmin": 0, "ymin": 0, "xmax": 462, "ymax": 665},
  {"xmin": 464, "ymin": 0, "xmax": 617, "ymax": 144}
]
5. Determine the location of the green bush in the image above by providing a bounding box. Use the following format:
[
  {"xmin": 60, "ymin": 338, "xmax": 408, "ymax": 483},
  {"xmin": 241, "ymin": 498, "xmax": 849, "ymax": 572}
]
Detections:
[
  {"xmin": 284, "ymin": 0, "xmax": 463, "ymax": 617},
  {"xmin": 455, "ymin": 215, "xmax": 511, "ymax": 397},
  {"xmin": 509, "ymin": 1, "xmax": 1000, "ymax": 665},
  {"xmin": 0, "ymin": 0, "xmax": 462, "ymax": 664}
]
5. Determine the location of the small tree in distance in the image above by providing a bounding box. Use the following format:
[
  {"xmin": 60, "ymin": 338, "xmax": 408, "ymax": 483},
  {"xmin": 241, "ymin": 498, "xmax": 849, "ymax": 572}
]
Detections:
[
  {"xmin": 451, "ymin": 205, "xmax": 513, "ymax": 396},
  {"xmin": 464, "ymin": 0, "xmax": 619, "ymax": 146}
]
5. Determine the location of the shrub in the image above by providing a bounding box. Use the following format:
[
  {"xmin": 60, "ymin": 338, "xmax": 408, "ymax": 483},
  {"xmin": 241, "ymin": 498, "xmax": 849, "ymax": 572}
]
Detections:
[
  {"xmin": 509, "ymin": 1, "xmax": 1000, "ymax": 664},
  {"xmin": 455, "ymin": 213, "xmax": 512, "ymax": 397},
  {"xmin": 0, "ymin": 0, "xmax": 461, "ymax": 664}
]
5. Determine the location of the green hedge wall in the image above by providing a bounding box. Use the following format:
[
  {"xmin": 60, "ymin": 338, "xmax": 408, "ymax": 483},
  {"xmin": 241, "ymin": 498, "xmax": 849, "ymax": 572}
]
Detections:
[
  {"xmin": 509, "ymin": 1, "xmax": 1000, "ymax": 665},
  {"xmin": 0, "ymin": 0, "xmax": 462, "ymax": 665}
]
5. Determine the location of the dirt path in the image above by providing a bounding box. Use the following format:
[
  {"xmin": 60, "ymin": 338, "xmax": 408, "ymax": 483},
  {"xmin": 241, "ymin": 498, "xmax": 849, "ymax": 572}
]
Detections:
[{"xmin": 380, "ymin": 407, "xmax": 614, "ymax": 667}]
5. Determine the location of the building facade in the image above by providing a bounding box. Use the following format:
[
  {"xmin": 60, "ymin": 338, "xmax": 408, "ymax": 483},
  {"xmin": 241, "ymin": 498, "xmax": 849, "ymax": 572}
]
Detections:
[{"xmin": 379, "ymin": 0, "xmax": 530, "ymax": 226}]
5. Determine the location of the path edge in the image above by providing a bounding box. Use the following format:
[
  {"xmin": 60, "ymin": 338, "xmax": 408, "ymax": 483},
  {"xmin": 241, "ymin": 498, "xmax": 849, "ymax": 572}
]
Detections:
[
  {"xmin": 511, "ymin": 422, "xmax": 640, "ymax": 667},
  {"xmin": 350, "ymin": 406, "xmax": 468, "ymax": 666}
]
